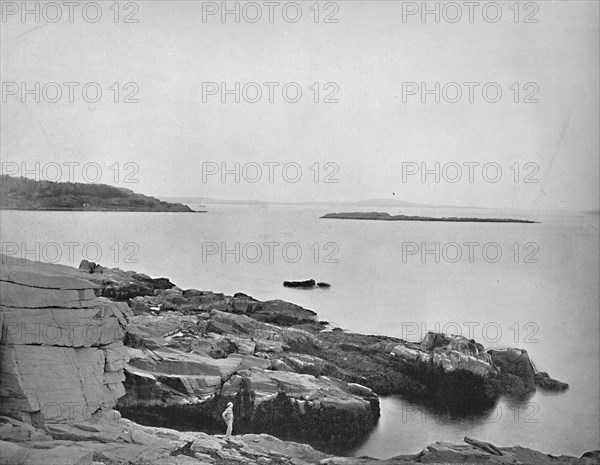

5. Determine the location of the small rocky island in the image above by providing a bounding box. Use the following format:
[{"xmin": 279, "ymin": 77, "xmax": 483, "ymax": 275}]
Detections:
[
  {"xmin": 322, "ymin": 212, "xmax": 537, "ymax": 223},
  {"xmin": 0, "ymin": 175, "xmax": 198, "ymax": 212},
  {"xmin": 1, "ymin": 255, "xmax": 594, "ymax": 465}
]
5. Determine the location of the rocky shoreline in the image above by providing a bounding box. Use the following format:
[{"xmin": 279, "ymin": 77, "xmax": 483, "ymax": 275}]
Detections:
[{"xmin": 0, "ymin": 254, "xmax": 595, "ymax": 465}]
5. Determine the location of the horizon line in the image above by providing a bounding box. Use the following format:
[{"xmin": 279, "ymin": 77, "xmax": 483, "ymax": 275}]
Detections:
[{"xmin": 157, "ymin": 196, "xmax": 599, "ymax": 214}]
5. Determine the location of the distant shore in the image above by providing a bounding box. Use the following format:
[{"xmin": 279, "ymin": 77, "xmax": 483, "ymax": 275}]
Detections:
[
  {"xmin": 0, "ymin": 207, "xmax": 206, "ymax": 212},
  {"xmin": 0, "ymin": 175, "xmax": 199, "ymax": 212},
  {"xmin": 321, "ymin": 212, "xmax": 538, "ymax": 223}
]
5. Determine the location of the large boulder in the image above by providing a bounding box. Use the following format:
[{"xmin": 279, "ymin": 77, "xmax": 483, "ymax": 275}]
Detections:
[
  {"xmin": 0, "ymin": 255, "xmax": 131, "ymax": 425},
  {"xmin": 388, "ymin": 334, "xmax": 566, "ymax": 404},
  {"xmin": 219, "ymin": 368, "xmax": 379, "ymax": 444},
  {"xmin": 387, "ymin": 334, "xmax": 498, "ymax": 408},
  {"xmin": 488, "ymin": 348, "xmax": 536, "ymax": 396}
]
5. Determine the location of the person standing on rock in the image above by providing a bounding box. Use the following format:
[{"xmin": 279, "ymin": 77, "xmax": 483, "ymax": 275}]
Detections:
[{"xmin": 222, "ymin": 402, "xmax": 234, "ymax": 437}]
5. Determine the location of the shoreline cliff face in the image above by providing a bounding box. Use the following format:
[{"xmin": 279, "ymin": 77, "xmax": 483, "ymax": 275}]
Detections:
[
  {"xmin": 0, "ymin": 255, "xmax": 595, "ymax": 465},
  {"xmin": 0, "ymin": 256, "xmax": 131, "ymax": 425}
]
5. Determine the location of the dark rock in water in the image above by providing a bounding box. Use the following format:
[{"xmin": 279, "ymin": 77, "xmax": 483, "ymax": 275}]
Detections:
[
  {"xmin": 282, "ymin": 280, "xmax": 330, "ymax": 289},
  {"xmin": 284, "ymin": 279, "xmax": 316, "ymax": 288},
  {"xmin": 535, "ymin": 372, "xmax": 569, "ymax": 391},
  {"xmin": 488, "ymin": 348, "xmax": 536, "ymax": 397},
  {"xmin": 311, "ymin": 331, "xmax": 500, "ymax": 409}
]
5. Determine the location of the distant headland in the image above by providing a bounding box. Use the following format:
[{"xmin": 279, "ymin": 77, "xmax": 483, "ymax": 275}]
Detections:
[
  {"xmin": 0, "ymin": 175, "xmax": 200, "ymax": 212},
  {"xmin": 321, "ymin": 212, "xmax": 538, "ymax": 223}
]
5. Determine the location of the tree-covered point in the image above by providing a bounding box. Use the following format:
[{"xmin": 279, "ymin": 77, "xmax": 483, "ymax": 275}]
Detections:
[{"xmin": 0, "ymin": 175, "xmax": 195, "ymax": 212}]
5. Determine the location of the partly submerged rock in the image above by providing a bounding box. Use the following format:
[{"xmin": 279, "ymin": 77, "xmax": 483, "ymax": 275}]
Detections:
[
  {"xmin": 488, "ymin": 348, "xmax": 536, "ymax": 396},
  {"xmin": 283, "ymin": 279, "xmax": 316, "ymax": 288},
  {"xmin": 534, "ymin": 372, "xmax": 569, "ymax": 391},
  {"xmin": 387, "ymin": 333, "xmax": 498, "ymax": 407}
]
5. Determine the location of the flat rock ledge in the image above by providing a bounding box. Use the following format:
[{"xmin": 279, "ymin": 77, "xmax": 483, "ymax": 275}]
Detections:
[{"xmin": 1, "ymin": 415, "xmax": 597, "ymax": 465}]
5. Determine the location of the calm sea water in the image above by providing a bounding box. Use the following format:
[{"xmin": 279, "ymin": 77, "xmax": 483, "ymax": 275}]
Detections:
[{"xmin": 2, "ymin": 204, "xmax": 598, "ymax": 457}]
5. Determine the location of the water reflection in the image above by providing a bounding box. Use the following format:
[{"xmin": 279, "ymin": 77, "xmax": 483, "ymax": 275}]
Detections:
[{"xmin": 349, "ymin": 393, "xmax": 543, "ymax": 458}]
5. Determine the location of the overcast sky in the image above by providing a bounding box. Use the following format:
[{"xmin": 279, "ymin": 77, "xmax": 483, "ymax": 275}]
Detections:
[{"xmin": 1, "ymin": 1, "xmax": 598, "ymax": 211}]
